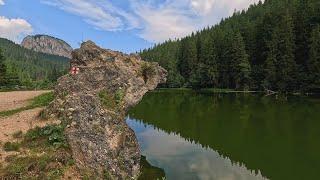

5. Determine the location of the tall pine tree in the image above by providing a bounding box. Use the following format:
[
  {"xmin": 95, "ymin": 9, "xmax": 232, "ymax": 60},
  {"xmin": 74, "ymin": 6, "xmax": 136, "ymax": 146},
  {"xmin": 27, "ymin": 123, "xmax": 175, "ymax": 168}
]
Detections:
[
  {"xmin": 0, "ymin": 48, "xmax": 7, "ymax": 86},
  {"xmin": 307, "ymin": 25, "xmax": 320, "ymax": 90},
  {"xmin": 229, "ymin": 32, "xmax": 251, "ymax": 90},
  {"xmin": 275, "ymin": 10, "xmax": 297, "ymax": 91}
]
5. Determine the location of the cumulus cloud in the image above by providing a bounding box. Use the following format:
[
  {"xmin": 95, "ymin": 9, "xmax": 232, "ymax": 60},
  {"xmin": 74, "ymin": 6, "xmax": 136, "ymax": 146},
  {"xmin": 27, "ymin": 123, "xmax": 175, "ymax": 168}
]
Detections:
[
  {"xmin": 41, "ymin": 0, "xmax": 140, "ymax": 31},
  {"xmin": 0, "ymin": 0, "xmax": 4, "ymax": 5},
  {"xmin": 133, "ymin": 0, "xmax": 262, "ymax": 42},
  {"xmin": 0, "ymin": 16, "xmax": 33, "ymax": 43},
  {"xmin": 132, "ymin": 1, "xmax": 199, "ymax": 42},
  {"xmin": 42, "ymin": 0, "xmax": 262, "ymax": 42}
]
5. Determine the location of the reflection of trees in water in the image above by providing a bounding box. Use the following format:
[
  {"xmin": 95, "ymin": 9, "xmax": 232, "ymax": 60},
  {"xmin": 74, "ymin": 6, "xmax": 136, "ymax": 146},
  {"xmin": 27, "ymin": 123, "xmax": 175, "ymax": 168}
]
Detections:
[
  {"xmin": 129, "ymin": 91, "xmax": 320, "ymax": 180},
  {"xmin": 139, "ymin": 156, "xmax": 165, "ymax": 180}
]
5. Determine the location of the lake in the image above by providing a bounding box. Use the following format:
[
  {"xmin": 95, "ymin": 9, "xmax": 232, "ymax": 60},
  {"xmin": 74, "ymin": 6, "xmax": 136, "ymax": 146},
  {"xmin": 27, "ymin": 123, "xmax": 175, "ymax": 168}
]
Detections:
[{"xmin": 126, "ymin": 90, "xmax": 320, "ymax": 180}]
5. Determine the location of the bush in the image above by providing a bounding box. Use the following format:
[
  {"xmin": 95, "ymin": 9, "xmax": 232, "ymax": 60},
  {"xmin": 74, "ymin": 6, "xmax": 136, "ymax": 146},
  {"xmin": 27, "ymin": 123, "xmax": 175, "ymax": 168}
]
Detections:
[
  {"xmin": 3, "ymin": 142, "xmax": 20, "ymax": 151},
  {"xmin": 115, "ymin": 89, "xmax": 125, "ymax": 105},
  {"xmin": 24, "ymin": 125, "xmax": 68, "ymax": 149},
  {"xmin": 140, "ymin": 62, "xmax": 156, "ymax": 83}
]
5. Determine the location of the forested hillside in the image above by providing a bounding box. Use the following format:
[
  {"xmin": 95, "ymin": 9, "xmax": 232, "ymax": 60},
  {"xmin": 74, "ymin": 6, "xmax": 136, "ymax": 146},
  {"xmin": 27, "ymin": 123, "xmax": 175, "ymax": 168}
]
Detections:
[
  {"xmin": 140, "ymin": 0, "xmax": 320, "ymax": 92},
  {"xmin": 0, "ymin": 38, "xmax": 69, "ymax": 89}
]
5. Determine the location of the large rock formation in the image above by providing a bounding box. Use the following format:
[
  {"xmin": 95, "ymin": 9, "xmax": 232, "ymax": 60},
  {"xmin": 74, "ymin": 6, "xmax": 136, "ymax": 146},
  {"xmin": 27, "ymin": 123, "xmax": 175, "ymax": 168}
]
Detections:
[
  {"xmin": 21, "ymin": 35, "xmax": 73, "ymax": 58},
  {"xmin": 45, "ymin": 41, "xmax": 167, "ymax": 179}
]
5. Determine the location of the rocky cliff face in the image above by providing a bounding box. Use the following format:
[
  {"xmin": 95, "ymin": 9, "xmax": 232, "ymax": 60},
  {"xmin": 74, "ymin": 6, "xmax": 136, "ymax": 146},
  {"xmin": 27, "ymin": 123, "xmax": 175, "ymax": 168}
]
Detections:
[
  {"xmin": 21, "ymin": 35, "xmax": 73, "ymax": 58},
  {"xmin": 44, "ymin": 41, "xmax": 167, "ymax": 179}
]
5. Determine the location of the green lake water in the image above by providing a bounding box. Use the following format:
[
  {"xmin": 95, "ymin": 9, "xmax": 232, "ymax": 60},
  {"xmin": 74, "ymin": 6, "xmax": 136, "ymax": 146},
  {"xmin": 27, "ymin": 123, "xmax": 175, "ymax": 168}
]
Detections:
[{"xmin": 126, "ymin": 90, "xmax": 320, "ymax": 180}]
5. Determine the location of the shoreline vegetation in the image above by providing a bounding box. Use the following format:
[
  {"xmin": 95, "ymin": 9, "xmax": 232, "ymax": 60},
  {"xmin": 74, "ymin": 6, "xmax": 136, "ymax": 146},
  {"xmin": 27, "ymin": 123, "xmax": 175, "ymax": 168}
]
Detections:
[{"xmin": 155, "ymin": 88, "xmax": 320, "ymax": 96}]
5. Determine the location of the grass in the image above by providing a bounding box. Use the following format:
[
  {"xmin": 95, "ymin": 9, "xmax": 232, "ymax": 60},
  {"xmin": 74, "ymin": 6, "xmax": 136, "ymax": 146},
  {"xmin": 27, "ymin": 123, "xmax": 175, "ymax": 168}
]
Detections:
[
  {"xmin": 140, "ymin": 62, "xmax": 156, "ymax": 83},
  {"xmin": 0, "ymin": 124, "xmax": 73, "ymax": 179},
  {"xmin": 24, "ymin": 124, "xmax": 68, "ymax": 149},
  {"xmin": 156, "ymin": 88, "xmax": 260, "ymax": 93},
  {"xmin": 98, "ymin": 90, "xmax": 117, "ymax": 110},
  {"xmin": 98, "ymin": 89, "xmax": 124, "ymax": 110},
  {"xmin": 3, "ymin": 142, "xmax": 20, "ymax": 152},
  {"xmin": 0, "ymin": 92, "xmax": 54, "ymax": 117}
]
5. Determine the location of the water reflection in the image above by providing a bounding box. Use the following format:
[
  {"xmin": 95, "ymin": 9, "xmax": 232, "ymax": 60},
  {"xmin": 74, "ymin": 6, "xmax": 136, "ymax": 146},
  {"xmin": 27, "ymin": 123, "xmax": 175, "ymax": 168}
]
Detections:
[
  {"xmin": 128, "ymin": 90, "xmax": 320, "ymax": 180},
  {"xmin": 128, "ymin": 119, "xmax": 267, "ymax": 180}
]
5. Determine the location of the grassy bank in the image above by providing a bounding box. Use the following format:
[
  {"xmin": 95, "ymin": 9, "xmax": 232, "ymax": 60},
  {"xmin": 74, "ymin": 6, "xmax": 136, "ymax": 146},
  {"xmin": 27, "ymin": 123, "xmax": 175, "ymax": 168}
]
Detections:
[
  {"xmin": 156, "ymin": 88, "xmax": 260, "ymax": 93},
  {"xmin": 0, "ymin": 92, "xmax": 54, "ymax": 117}
]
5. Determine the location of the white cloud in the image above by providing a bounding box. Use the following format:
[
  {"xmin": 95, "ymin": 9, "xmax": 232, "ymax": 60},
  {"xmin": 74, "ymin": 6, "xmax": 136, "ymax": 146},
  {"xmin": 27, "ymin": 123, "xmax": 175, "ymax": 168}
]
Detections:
[
  {"xmin": 0, "ymin": 16, "xmax": 33, "ymax": 43},
  {"xmin": 131, "ymin": 0, "xmax": 262, "ymax": 42},
  {"xmin": 42, "ymin": 0, "xmax": 262, "ymax": 42},
  {"xmin": 41, "ymin": 0, "xmax": 140, "ymax": 31},
  {"xmin": 132, "ymin": 1, "xmax": 199, "ymax": 42},
  {"xmin": 0, "ymin": 0, "xmax": 4, "ymax": 6}
]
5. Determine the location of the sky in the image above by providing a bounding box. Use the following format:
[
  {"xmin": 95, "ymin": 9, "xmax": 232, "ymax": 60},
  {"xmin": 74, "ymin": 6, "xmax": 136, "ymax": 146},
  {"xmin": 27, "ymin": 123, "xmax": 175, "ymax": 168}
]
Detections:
[{"xmin": 0, "ymin": 0, "xmax": 261, "ymax": 53}]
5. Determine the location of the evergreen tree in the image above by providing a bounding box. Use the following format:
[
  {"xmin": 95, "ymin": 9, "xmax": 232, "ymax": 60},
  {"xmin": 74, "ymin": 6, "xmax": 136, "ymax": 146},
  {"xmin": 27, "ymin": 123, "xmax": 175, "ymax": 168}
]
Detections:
[
  {"xmin": 198, "ymin": 34, "xmax": 218, "ymax": 87},
  {"xmin": 307, "ymin": 25, "xmax": 320, "ymax": 90},
  {"xmin": 275, "ymin": 11, "xmax": 297, "ymax": 91},
  {"xmin": 5, "ymin": 64, "xmax": 20, "ymax": 86},
  {"xmin": 0, "ymin": 38, "xmax": 69, "ymax": 88},
  {"xmin": 229, "ymin": 32, "xmax": 251, "ymax": 90},
  {"xmin": 0, "ymin": 48, "xmax": 7, "ymax": 86},
  {"xmin": 178, "ymin": 37, "xmax": 197, "ymax": 82},
  {"xmin": 263, "ymin": 39, "xmax": 277, "ymax": 90},
  {"xmin": 139, "ymin": 0, "xmax": 320, "ymax": 92}
]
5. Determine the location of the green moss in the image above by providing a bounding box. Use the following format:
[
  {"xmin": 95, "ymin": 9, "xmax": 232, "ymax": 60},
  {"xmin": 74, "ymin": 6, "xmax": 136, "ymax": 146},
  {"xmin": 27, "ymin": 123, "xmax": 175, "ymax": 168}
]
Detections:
[
  {"xmin": 115, "ymin": 89, "xmax": 125, "ymax": 105},
  {"xmin": 98, "ymin": 89, "xmax": 126, "ymax": 111},
  {"xmin": 140, "ymin": 62, "xmax": 156, "ymax": 83},
  {"xmin": 98, "ymin": 90, "xmax": 117, "ymax": 110},
  {"xmin": 3, "ymin": 142, "xmax": 20, "ymax": 152},
  {"xmin": 0, "ymin": 92, "xmax": 54, "ymax": 117},
  {"xmin": 103, "ymin": 169, "xmax": 114, "ymax": 180}
]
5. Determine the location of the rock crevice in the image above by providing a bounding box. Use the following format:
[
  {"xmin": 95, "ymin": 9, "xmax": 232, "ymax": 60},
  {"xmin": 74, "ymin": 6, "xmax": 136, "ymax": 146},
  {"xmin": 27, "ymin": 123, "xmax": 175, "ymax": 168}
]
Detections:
[{"xmin": 45, "ymin": 41, "xmax": 167, "ymax": 179}]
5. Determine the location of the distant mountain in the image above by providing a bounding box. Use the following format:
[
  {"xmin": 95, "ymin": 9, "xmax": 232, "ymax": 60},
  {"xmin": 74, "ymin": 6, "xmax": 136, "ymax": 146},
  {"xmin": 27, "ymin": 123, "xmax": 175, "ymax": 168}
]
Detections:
[
  {"xmin": 0, "ymin": 37, "xmax": 69, "ymax": 87},
  {"xmin": 21, "ymin": 35, "xmax": 73, "ymax": 59}
]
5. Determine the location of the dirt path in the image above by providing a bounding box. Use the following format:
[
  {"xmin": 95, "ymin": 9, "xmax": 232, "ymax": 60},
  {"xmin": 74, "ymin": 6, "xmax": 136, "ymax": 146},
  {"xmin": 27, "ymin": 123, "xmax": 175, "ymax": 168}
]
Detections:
[
  {"xmin": 0, "ymin": 90, "xmax": 56, "ymax": 166},
  {"xmin": 0, "ymin": 90, "xmax": 51, "ymax": 112},
  {"xmin": 0, "ymin": 107, "xmax": 60, "ymax": 164}
]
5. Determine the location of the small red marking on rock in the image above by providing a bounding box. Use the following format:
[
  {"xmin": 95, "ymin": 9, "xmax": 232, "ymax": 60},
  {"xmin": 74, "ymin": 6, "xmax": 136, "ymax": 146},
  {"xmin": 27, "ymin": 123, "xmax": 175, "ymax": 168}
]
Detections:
[{"xmin": 70, "ymin": 67, "xmax": 80, "ymax": 75}]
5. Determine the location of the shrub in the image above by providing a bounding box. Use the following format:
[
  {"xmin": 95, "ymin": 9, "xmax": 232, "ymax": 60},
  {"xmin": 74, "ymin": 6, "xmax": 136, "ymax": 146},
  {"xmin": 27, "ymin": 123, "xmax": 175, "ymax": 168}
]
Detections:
[
  {"xmin": 24, "ymin": 125, "xmax": 68, "ymax": 149},
  {"xmin": 3, "ymin": 142, "xmax": 20, "ymax": 151},
  {"xmin": 115, "ymin": 89, "xmax": 125, "ymax": 105},
  {"xmin": 140, "ymin": 62, "xmax": 156, "ymax": 83}
]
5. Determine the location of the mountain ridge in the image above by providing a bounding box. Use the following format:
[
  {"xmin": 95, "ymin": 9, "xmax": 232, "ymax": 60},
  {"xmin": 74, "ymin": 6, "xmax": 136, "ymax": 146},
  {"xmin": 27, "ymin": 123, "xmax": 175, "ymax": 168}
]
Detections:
[{"xmin": 21, "ymin": 34, "xmax": 73, "ymax": 59}]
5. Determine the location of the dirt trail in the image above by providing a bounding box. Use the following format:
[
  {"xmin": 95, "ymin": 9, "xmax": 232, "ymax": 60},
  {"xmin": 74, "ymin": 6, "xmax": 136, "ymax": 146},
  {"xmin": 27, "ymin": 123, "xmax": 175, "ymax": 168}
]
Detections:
[
  {"xmin": 0, "ymin": 108, "xmax": 60, "ymax": 163},
  {"xmin": 0, "ymin": 90, "xmax": 57, "ymax": 166},
  {"xmin": 0, "ymin": 90, "xmax": 51, "ymax": 112}
]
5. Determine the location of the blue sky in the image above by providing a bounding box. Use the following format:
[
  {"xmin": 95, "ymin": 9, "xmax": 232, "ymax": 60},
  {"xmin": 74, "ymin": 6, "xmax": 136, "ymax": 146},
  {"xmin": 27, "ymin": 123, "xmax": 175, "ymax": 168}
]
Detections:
[{"xmin": 0, "ymin": 0, "xmax": 261, "ymax": 53}]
